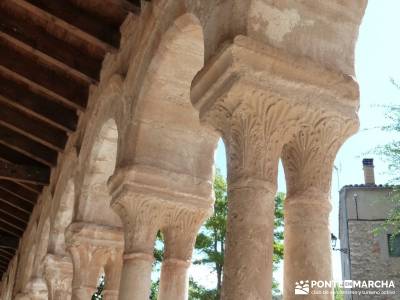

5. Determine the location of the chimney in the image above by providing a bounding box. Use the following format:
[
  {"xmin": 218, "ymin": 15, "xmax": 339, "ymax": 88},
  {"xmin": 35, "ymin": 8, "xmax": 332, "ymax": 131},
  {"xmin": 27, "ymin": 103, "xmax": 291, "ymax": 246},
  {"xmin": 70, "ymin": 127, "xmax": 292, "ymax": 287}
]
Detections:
[{"xmin": 362, "ymin": 158, "xmax": 375, "ymax": 185}]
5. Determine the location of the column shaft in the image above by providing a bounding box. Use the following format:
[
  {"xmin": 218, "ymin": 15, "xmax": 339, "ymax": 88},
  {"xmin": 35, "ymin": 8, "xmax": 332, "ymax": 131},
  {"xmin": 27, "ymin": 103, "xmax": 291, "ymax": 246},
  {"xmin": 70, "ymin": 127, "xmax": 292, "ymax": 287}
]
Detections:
[
  {"xmin": 222, "ymin": 181, "xmax": 275, "ymax": 300},
  {"xmin": 284, "ymin": 196, "xmax": 332, "ymax": 300},
  {"xmin": 118, "ymin": 253, "xmax": 154, "ymax": 300},
  {"xmin": 282, "ymin": 118, "xmax": 357, "ymax": 299},
  {"xmin": 158, "ymin": 259, "xmax": 190, "ymax": 300}
]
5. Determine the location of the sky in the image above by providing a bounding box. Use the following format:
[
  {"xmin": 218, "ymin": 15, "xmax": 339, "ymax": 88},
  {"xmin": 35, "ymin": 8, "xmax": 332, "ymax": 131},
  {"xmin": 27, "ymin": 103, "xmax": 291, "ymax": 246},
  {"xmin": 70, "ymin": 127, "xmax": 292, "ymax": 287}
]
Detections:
[{"xmin": 189, "ymin": 0, "xmax": 400, "ymax": 293}]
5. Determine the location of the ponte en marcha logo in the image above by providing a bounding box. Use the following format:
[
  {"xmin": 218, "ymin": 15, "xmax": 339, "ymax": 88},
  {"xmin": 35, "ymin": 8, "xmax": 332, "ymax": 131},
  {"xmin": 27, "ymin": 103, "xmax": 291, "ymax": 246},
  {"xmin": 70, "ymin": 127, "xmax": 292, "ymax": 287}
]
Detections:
[{"xmin": 294, "ymin": 280, "xmax": 396, "ymax": 296}]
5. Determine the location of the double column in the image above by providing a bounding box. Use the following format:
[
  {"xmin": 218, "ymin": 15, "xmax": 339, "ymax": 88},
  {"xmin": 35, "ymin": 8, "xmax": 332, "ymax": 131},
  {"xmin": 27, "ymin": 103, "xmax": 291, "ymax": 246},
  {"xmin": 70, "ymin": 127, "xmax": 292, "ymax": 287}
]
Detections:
[
  {"xmin": 191, "ymin": 35, "xmax": 360, "ymax": 299},
  {"xmin": 108, "ymin": 165, "xmax": 212, "ymax": 300},
  {"xmin": 65, "ymin": 222, "xmax": 124, "ymax": 300}
]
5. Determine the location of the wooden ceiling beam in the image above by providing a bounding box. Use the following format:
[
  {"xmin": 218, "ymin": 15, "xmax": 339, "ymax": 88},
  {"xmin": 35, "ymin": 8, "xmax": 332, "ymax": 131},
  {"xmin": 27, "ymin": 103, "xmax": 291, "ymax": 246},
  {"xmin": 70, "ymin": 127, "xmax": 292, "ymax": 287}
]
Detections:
[
  {"xmin": 0, "ymin": 103, "xmax": 67, "ymax": 152},
  {"xmin": 0, "ymin": 69, "xmax": 78, "ymax": 132},
  {"xmin": 10, "ymin": 0, "xmax": 117, "ymax": 54},
  {"xmin": 0, "ymin": 145, "xmax": 44, "ymax": 167},
  {"xmin": 0, "ymin": 220, "xmax": 23, "ymax": 238},
  {"xmin": 15, "ymin": 182, "xmax": 42, "ymax": 195},
  {"xmin": 0, "ymin": 211, "xmax": 26, "ymax": 232},
  {"xmin": 69, "ymin": 0, "xmax": 140, "ymax": 24},
  {"xmin": 0, "ymin": 260, "xmax": 9, "ymax": 269},
  {"xmin": 0, "ymin": 189, "xmax": 34, "ymax": 214},
  {"xmin": 0, "ymin": 66, "xmax": 85, "ymax": 112},
  {"xmin": 24, "ymin": 0, "xmax": 120, "ymax": 46},
  {"xmin": 0, "ymin": 161, "xmax": 50, "ymax": 185},
  {"xmin": 0, "ymin": 180, "xmax": 37, "ymax": 204},
  {"xmin": 0, "ymin": 248, "xmax": 14, "ymax": 258},
  {"xmin": 0, "ymin": 37, "xmax": 89, "ymax": 109},
  {"xmin": 0, "ymin": 199, "xmax": 30, "ymax": 224},
  {"xmin": 0, "ymin": 125, "xmax": 58, "ymax": 167},
  {"xmin": 0, "ymin": 8, "xmax": 101, "ymax": 81},
  {"xmin": 0, "ymin": 253, "xmax": 13, "ymax": 262},
  {"xmin": 0, "ymin": 33, "xmax": 96, "ymax": 86}
]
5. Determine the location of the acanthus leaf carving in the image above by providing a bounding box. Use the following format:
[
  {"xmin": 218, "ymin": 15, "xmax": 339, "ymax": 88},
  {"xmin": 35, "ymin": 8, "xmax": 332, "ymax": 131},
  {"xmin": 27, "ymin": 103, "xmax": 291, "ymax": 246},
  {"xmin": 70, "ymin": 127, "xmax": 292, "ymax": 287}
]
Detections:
[{"xmin": 283, "ymin": 114, "xmax": 358, "ymax": 197}]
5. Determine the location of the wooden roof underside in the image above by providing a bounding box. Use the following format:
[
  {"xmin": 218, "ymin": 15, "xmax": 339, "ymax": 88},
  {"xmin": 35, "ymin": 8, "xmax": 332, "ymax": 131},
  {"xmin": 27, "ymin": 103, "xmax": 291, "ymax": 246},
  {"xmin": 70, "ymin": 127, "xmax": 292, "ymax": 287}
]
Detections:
[{"xmin": 0, "ymin": 0, "xmax": 141, "ymax": 276}]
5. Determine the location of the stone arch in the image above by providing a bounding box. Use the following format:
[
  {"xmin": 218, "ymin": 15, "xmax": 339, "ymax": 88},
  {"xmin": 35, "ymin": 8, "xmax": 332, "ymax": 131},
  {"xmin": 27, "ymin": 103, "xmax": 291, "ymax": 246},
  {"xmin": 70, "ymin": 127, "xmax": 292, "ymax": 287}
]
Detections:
[
  {"xmin": 124, "ymin": 13, "xmax": 218, "ymax": 190},
  {"xmin": 76, "ymin": 119, "xmax": 121, "ymax": 226},
  {"xmin": 49, "ymin": 179, "xmax": 75, "ymax": 255}
]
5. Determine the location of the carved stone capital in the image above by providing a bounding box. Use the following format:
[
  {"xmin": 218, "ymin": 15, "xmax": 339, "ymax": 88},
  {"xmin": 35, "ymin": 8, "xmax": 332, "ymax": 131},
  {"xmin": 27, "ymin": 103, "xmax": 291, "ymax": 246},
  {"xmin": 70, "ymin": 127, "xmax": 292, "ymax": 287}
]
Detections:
[
  {"xmin": 108, "ymin": 165, "xmax": 213, "ymax": 254},
  {"xmin": 191, "ymin": 35, "xmax": 359, "ymax": 185},
  {"xmin": 43, "ymin": 254, "xmax": 73, "ymax": 299},
  {"xmin": 65, "ymin": 222, "xmax": 124, "ymax": 290},
  {"xmin": 282, "ymin": 116, "xmax": 358, "ymax": 197}
]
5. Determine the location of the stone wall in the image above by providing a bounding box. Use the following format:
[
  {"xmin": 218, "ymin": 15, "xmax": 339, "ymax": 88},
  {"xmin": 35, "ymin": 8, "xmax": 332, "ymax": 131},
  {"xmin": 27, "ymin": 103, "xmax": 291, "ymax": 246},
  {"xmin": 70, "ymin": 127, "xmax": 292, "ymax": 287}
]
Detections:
[{"xmin": 348, "ymin": 221, "xmax": 400, "ymax": 300}]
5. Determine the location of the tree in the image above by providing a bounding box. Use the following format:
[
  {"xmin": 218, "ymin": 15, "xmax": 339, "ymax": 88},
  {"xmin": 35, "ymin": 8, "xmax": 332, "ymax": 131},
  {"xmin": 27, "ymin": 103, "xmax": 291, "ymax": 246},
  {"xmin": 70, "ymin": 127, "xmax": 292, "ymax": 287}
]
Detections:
[{"xmin": 374, "ymin": 79, "xmax": 400, "ymax": 237}]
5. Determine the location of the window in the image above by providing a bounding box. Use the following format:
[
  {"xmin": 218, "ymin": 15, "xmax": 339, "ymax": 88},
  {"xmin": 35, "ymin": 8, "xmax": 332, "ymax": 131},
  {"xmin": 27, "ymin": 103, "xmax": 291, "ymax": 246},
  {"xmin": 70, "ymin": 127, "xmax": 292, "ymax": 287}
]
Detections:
[{"xmin": 387, "ymin": 234, "xmax": 400, "ymax": 257}]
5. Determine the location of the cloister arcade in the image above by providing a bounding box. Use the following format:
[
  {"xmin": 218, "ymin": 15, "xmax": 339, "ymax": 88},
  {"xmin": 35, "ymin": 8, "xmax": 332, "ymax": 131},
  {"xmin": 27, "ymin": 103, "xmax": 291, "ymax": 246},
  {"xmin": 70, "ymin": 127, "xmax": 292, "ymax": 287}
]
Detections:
[{"xmin": 0, "ymin": 0, "xmax": 368, "ymax": 299}]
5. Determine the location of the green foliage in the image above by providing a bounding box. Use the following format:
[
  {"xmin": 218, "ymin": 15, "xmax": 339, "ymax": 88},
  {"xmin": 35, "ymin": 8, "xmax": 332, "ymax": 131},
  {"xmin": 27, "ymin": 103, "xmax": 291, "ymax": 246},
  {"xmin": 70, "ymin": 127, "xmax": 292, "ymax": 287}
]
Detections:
[
  {"xmin": 373, "ymin": 79, "xmax": 400, "ymax": 237},
  {"xmin": 150, "ymin": 280, "xmax": 159, "ymax": 300},
  {"xmin": 334, "ymin": 284, "xmax": 344, "ymax": 300},
  {"xmin": 189, "ymin": 278, "xmax": 218, "ymax": 300},
  {"xmin": 273, "ymin": 192, "xmax": 285, "ymax": 294},
  {"xmin": 375, "ymin": 103, "xmax": 400, "ymax": 182},
  {"xmin": 373, "ymin": 188, "xmax": 400, "ymax": 236}
]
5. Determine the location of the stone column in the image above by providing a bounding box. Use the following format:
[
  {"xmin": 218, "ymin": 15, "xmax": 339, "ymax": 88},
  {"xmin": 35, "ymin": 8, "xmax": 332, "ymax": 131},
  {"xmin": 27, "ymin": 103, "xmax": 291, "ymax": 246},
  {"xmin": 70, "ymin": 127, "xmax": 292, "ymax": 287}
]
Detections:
[
  {"xmin": 43, "ymin": 254, "xmax": 73, "ymax": 300},
  {"xmin": 65, "ymin": 222, "xmax": 124, "ymax": 300},
  {"xmin": 158, "ymin": 209, "xmax": 209, "ymax": 300},
  {"xmin": 103, "ymin": 249, "xmax": 123, "ymax": 300},
  {"xmin": 282, "ymin": 118, "xmax": 358, "ymax": 300},
  {"xmin": 191, "ymin": 36, "xmax": 359, "ymax": 299},
  {"xmin": 191, "ymin": 37, "xmax": 301, "ymax": 300},
  {"xmin": 108, "ymin": 165, "xmax": 214, "ymax": 300}
]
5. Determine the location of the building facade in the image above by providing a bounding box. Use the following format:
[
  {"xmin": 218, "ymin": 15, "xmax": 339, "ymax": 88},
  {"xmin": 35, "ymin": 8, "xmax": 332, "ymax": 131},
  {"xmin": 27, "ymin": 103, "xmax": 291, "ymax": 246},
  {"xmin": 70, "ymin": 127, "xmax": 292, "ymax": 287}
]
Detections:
[
  {"xmin": 0, "ymin": 1, "xmax": 369, "ymax": 299},
  {"xmin": 339, "ymin": 159, "xmax": 400, "ymax": 299}
]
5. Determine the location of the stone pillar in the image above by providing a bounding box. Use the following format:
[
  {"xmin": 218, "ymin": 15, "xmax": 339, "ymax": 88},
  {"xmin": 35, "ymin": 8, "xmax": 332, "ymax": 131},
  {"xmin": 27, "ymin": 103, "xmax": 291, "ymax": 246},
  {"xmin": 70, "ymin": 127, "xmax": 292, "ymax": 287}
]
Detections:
[
  {"xmin": 103, "ymin": 249, "xmax": 123, "ymax": 300},
  {"xmin": 158, "ymin": 210, "xmax": 209, "ymax": 300},
  {"xmin": 282, "ymin": 118, "xmax": 358, "ymax": 300},
  {"xmin": 191, "ymin": 35, "xmax": 359, "ymax": 299},
  {"xmin": 65, "ymin": 222, "xmax": 124, "ymax": 300},
  {"xmin": 43, "ymin": 254, "xmax": 73, "ymax": 300},
  {"xmin": 108, "ymin": 165, "xmax": 213, "ymax": 300},
  {"xmin": 191, "ymin": 37, "xmax": 298, "ymax": 300}
]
